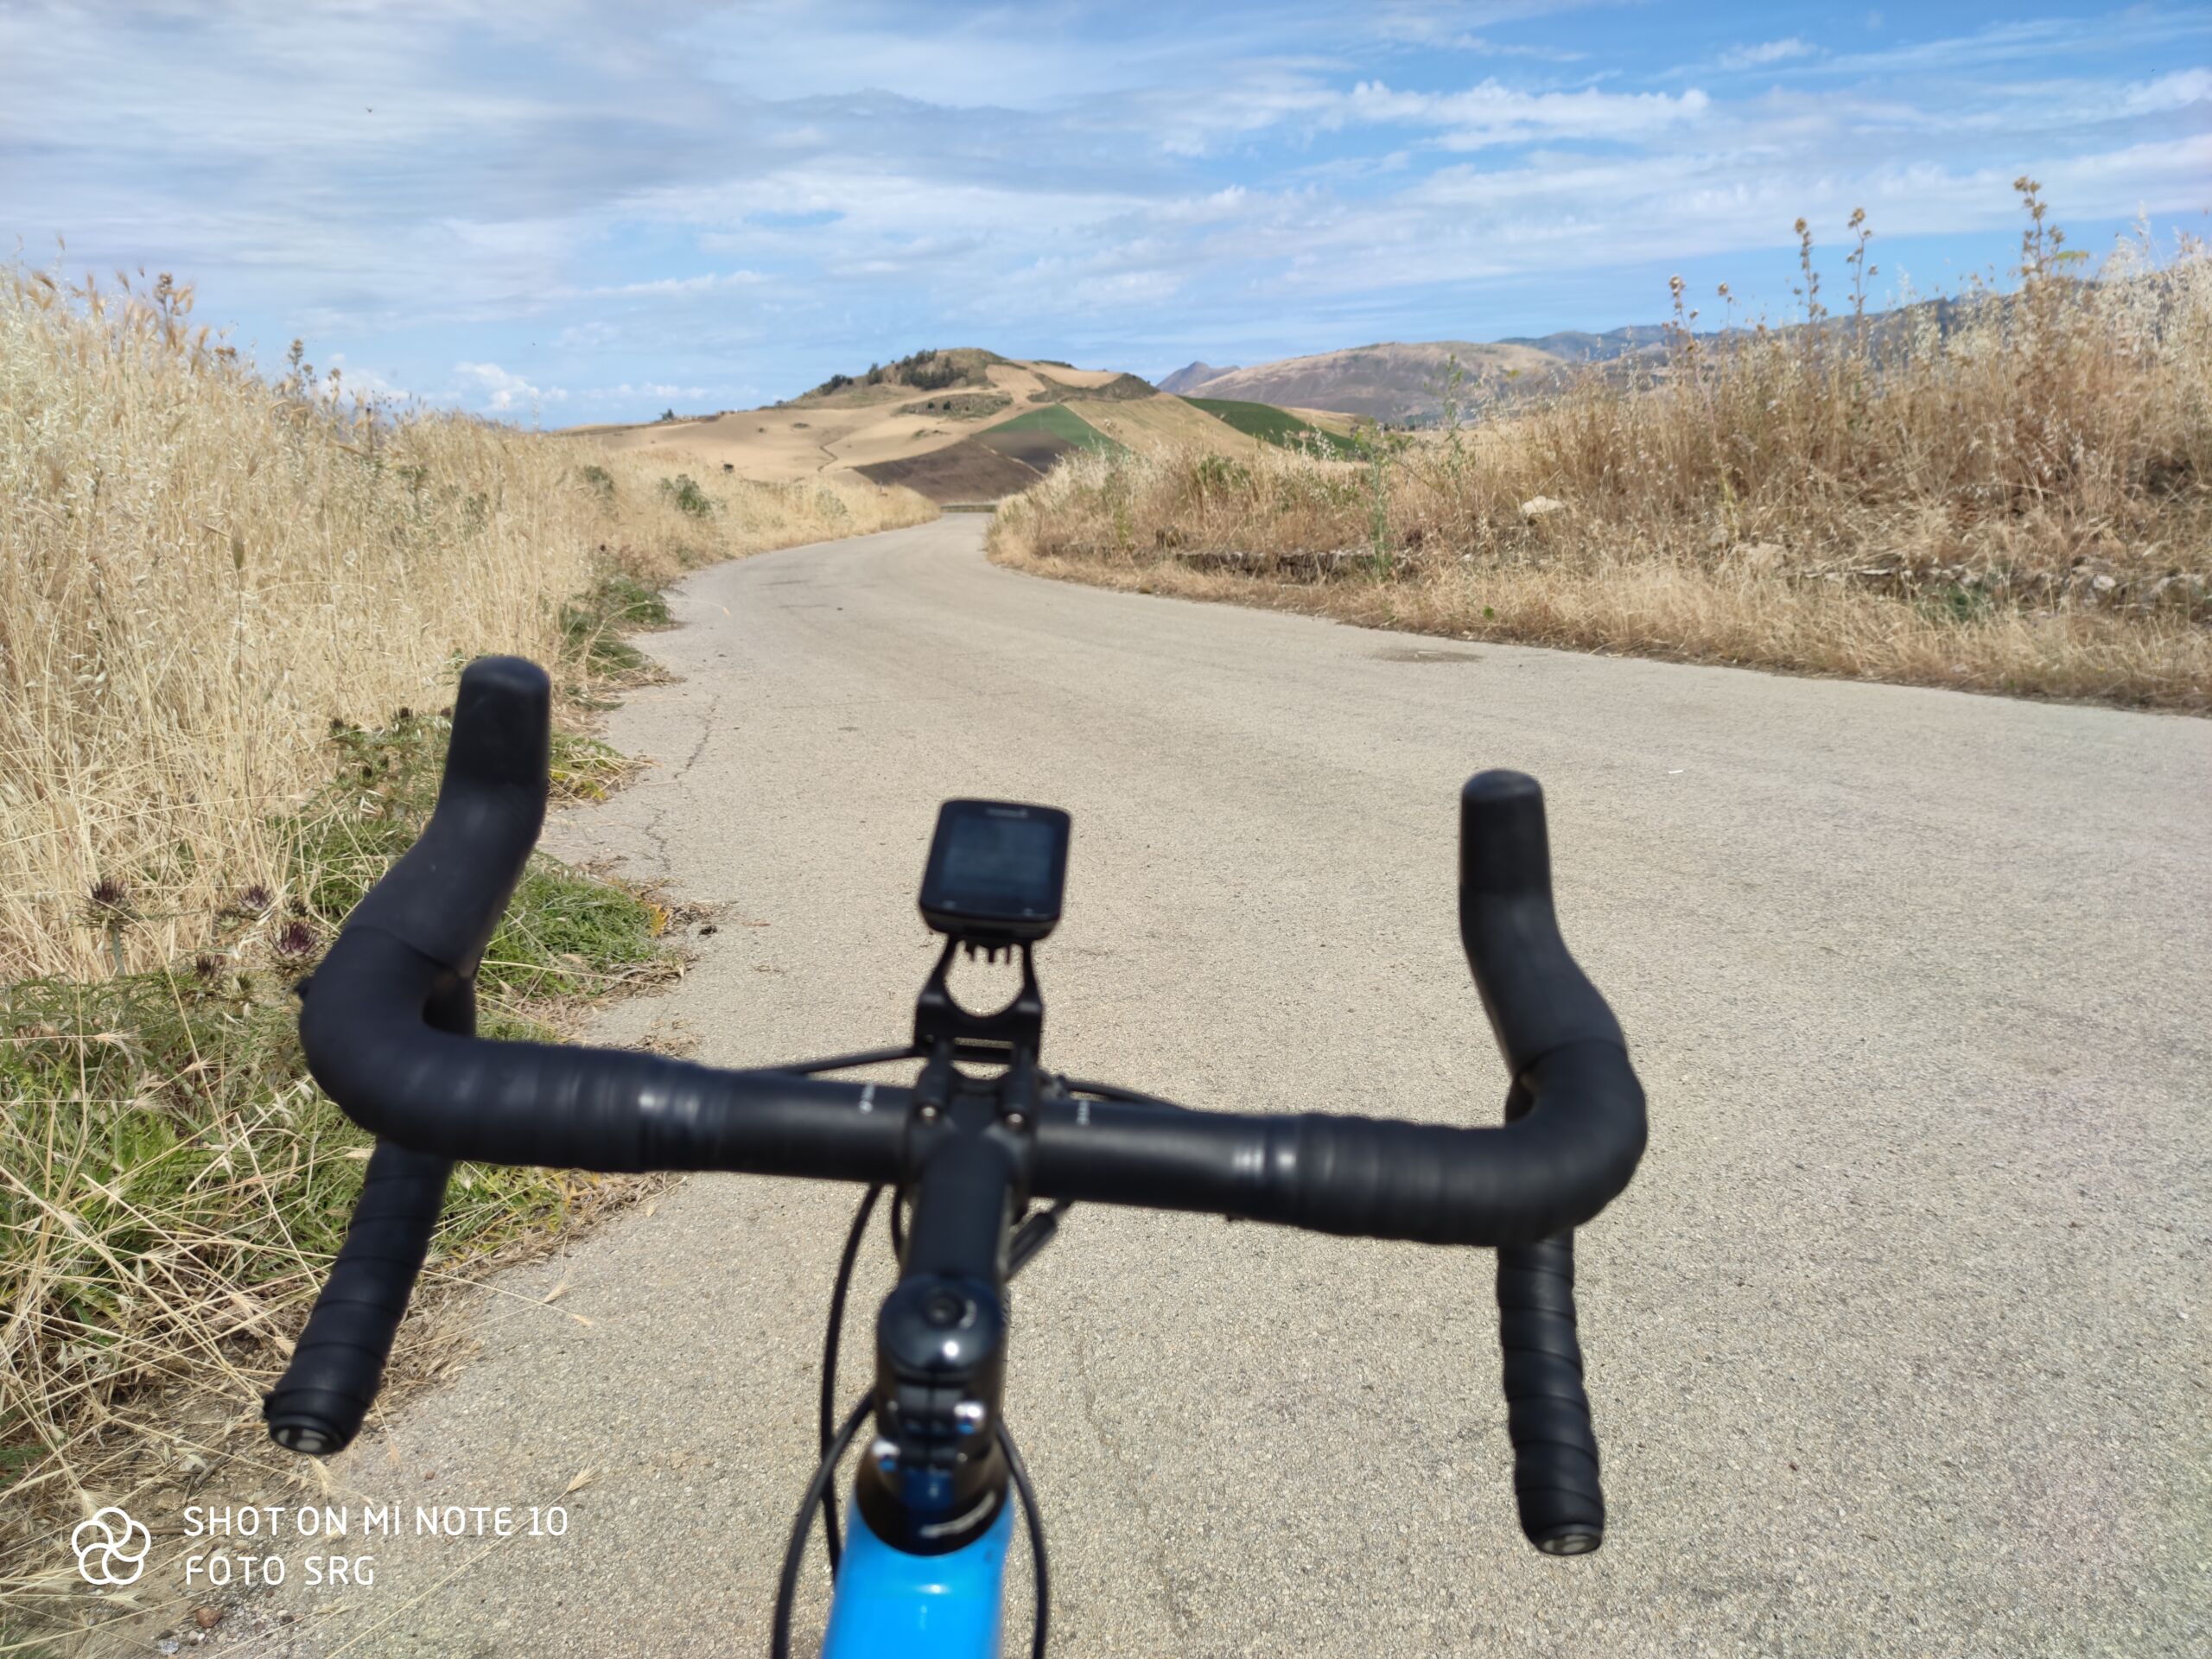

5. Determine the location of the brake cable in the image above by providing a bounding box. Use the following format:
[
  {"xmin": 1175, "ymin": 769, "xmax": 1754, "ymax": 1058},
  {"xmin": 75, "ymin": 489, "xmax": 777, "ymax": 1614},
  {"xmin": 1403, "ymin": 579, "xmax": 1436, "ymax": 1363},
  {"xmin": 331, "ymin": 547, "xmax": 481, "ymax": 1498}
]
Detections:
[
  {"xmin": 1000, "ymin": 1414, "xmax": 1050, "ymax": 1658},
  {"xmin": 816, "ymin": 1184, "xmax": 883, "ymax": 1569},
  {"xmin": 1052, "ymin": 1077, "xmax": 1191, "ymax": 1111},
  {"xmin": 772, "ymin": 1394, "xmax": 872, "ymax": 1659}
]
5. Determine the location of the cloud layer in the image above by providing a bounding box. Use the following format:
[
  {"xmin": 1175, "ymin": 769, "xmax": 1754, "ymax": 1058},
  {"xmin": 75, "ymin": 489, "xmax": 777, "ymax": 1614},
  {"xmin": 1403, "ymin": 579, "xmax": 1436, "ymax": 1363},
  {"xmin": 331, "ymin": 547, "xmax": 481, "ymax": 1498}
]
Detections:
[{"xmin": 5, "ymin": 1, "xmax": 2206, "ymax": 418}]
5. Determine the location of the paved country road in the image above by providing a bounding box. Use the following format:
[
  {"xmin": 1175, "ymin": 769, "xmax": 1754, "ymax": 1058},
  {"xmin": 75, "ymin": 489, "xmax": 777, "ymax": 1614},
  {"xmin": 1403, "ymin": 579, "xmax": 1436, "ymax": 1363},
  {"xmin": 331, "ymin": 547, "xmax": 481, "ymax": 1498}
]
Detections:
[{"xmin": 214, "ymin": 515, "xmax": 2208, "ymax": 1657}]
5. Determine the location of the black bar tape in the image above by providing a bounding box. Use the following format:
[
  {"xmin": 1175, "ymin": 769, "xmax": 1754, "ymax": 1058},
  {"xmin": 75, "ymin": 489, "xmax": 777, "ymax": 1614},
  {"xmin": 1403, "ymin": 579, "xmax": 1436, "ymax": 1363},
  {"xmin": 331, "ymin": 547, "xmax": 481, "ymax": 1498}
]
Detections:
[
  {"xmin": 297, "ymin": 658, "xmax": 911, "ymax": 1180},
  {"xmin": 302, "ymin": 927, "xmax": 911, "ymax": 1177},
  {"xmin": 263, "ymin": 1141, "xmax": 451, "ymax": 1456},
  {"xmin": 1031, "ymin": 1042, "xmax": 1642, "ymax": 1246},
  {"xmin": 346, "ymin": 655, "xmax": 550, "ymax": 977},
  {"xmin": 1459, "ymin": 770, "xmax": 1626, "ymax": 1070},
  {"xmin": 1281, "ymin": 1043, "xmax": 1642, "ymax": 1243},
  {"xmin": 268, "ymin": 963, "xmax": 481, "ymax": 1460},
  {"xmin": 1497, "ymin": 1231, "xmax": 1604, "ymax": 1554},
  {"xmin": 1459, "ymin": 772, "xmax": 1634, "ymax": 1555}
]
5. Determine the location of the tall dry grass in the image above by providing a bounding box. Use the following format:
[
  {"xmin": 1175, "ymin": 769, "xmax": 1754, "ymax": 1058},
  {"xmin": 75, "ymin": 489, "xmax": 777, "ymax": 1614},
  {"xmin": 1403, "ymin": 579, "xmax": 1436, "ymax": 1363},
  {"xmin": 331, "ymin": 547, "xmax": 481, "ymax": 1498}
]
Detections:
[
  {"xmin": 0, "ymin": 268, "xmax": 931, "ymax": 981},
  {"xmin": 0, "ymin": 268, "xmax": 931, "ymax": 1642},
  {"xmin": 994, "ymin": 191, "xmax": 2212, "ymax": 709}
]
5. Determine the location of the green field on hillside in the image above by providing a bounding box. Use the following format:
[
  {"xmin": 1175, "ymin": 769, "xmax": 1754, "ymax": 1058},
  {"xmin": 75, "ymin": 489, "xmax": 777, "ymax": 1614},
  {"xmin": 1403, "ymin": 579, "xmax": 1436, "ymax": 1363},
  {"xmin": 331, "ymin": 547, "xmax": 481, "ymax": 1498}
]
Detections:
[
  {"xmin": 989, "ymin": 404, "xmax": 1122, "ymax": 454},
  {"xmin": 1182, "ymin": 397, "xmax": 1365, "ymax": 458}
]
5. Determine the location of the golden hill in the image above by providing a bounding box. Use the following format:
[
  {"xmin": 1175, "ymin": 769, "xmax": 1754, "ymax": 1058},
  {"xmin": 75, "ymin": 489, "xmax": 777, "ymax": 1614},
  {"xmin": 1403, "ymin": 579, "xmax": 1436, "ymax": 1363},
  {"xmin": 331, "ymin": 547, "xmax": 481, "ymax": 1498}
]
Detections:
[{"xmin": 567, "ymin": 353, "xmax": 1321, "ymax": 502}]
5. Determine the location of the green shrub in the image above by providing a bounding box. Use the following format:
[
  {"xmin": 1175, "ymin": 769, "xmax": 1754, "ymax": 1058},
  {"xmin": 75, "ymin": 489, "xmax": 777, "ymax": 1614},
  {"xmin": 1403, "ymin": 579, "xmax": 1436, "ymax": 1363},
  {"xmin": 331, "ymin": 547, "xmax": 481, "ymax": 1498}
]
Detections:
[{"xmin": 658, "ymin": 473, "xmax": 713, "ymax": 518}]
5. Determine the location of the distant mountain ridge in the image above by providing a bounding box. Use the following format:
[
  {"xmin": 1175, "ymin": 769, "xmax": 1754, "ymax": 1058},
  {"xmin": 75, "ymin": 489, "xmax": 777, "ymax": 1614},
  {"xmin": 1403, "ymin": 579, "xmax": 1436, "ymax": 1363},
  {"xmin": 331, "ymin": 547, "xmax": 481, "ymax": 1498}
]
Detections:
[
  {"xmin": 1158, "ymin": 360, "xmax": 1238, "ymax": 394},
  {"xmin": 1496, "ymin": 324, "xmax": 1675, "ymax": 362},
  {"xmin": 1160, "ymin": 325, "xmax": 1676, "ymax": 423}
]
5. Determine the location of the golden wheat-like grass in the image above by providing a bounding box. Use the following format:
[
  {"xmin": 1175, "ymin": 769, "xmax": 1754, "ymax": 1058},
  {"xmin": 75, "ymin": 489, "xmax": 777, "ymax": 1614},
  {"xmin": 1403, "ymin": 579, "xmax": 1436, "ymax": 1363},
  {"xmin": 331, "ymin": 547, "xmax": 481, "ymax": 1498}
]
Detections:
[{"xmin": 0, "ymin": 270, "xmax": 931, "ymax": 981}]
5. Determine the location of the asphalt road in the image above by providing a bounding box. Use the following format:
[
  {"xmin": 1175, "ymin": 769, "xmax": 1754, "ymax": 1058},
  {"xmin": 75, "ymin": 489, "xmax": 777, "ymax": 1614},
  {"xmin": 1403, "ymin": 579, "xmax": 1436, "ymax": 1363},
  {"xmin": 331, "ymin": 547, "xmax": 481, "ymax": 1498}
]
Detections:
[{"xmin": 214, "ymin": 514, "xmax": 2209, "ymax": 1656}]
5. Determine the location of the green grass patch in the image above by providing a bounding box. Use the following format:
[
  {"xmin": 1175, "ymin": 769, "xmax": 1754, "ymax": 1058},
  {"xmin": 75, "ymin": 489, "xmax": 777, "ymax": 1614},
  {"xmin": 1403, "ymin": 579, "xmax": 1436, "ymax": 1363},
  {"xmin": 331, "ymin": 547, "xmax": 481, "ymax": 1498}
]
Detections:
[
  {"xmin": 0, "ymin": 967, "xmax": 571, "ymax": 1438},
  {"xmin": 988, "ymin": 404, "xmax": 1122, "ymax": 454},
  {"xmin": 1183, "ymin": 397, "xmax": 1366, "ymax": 459},
  {"xmin": 561, "ymin": 570, "xmax": 674, "ymax": 681},
  {"xmin": 1912, "ymin": 579, "xmax": 1998, "ymax": 626}
]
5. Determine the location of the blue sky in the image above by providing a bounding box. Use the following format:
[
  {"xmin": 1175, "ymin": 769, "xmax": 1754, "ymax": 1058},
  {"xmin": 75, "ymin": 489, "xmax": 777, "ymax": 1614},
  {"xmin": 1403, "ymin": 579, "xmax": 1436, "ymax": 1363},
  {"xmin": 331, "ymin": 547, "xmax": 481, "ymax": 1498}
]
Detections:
[{"xmin": 3, "ymin": 2, "xmax": 2207, "ymax": 420}]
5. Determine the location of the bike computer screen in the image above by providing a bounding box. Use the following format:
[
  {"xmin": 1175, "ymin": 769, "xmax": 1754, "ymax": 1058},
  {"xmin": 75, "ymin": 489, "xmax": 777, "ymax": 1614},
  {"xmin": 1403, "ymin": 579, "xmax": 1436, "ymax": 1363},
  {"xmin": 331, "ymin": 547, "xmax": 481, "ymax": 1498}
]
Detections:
[{"xmin": 918, "ymin": 799, "xmax": 1071, "ymax": 944}]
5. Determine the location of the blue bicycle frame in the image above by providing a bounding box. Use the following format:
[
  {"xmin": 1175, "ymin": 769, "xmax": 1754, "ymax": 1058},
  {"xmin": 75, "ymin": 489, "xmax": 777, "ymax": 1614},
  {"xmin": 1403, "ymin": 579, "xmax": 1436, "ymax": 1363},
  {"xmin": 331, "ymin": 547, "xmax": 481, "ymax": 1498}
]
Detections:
[{"xmin": 822, "ymin": 1492, "xmax": 1016, "ymax": 1657}]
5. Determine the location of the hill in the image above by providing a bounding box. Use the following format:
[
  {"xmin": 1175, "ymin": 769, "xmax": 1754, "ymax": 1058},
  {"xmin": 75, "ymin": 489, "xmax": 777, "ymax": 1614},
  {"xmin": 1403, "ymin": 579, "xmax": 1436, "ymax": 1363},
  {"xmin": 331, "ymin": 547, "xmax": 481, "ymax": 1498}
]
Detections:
[
  {"xmin": 1182, "ymin": 397, "xmax": 1363, "ymax": 458},
  {"xmin": 1496, "ymin": 325, "xmax": 1674, "ymax": 362},
  {"xmin": 1170, "ymin": 340, "xmax": 1567, "ymax": 423},
  {"xmin": 1158, "ymin": 326, "xmax": 1681, "ymax": 423},
  {"xmin": 1158, "ymin": 360, "xmax": 1238, "ymax": 393},
  {"xmin": 571, "ymin": 355, "xmax": 1303, "ymax": 502},
  {"xmin": 796, "ymin": 346, "xmax": 1008, "ymax": 403}
]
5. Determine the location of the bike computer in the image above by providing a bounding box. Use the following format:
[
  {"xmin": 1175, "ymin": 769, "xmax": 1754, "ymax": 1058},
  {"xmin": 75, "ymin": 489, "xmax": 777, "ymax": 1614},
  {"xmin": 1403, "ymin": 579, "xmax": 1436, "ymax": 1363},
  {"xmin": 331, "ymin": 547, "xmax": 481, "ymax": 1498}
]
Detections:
[{"xmin": 918, "ymin": 799, "xmax": 1071, "ymax": 944}]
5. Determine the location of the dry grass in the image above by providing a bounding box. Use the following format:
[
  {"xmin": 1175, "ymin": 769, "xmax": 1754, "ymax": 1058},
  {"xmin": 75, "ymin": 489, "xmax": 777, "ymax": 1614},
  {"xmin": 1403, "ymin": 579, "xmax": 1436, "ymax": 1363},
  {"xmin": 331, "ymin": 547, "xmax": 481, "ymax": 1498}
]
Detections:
[
  {"xmin": 993, "ymin": 190, "xmax": 2212, "ymax": 710},
  {"xmin": 0, "ymin": 268, "xmax": 931, "ymax": 1646},
  {"xmin": 570, "ymin": 448, "xmax": 936, "ymax": 596},
  {"xmin": 1, "ymin": 268, "xmax": 932, "ymax": 982}
]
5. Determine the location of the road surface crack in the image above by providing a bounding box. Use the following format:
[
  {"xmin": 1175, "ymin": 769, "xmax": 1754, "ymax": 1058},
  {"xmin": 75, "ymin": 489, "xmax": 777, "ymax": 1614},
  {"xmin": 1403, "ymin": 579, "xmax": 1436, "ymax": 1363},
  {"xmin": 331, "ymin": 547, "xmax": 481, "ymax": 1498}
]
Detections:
[{"xmin": 632, "ymin": 688, "xmax": 723, "ymax": 877}]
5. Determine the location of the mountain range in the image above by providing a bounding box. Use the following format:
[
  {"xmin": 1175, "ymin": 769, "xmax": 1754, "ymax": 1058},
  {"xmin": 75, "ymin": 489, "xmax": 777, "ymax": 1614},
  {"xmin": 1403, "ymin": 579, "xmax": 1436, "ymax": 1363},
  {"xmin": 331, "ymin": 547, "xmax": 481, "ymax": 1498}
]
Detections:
[
  {"xmin": 1156, "ymin": 361, "xmax": 1238, "ymax": 394},
  {"xmin": 1159, "ymin": 325, "xmax": 1675, "ymax": 423}
]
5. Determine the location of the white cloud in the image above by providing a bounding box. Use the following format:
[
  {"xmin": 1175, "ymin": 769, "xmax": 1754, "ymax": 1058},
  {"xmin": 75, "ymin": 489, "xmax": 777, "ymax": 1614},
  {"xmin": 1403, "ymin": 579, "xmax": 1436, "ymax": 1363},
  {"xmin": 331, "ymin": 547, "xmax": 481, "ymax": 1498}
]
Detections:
[
  {"xmin": 1072, "ymin": 269, "xmax": 1185, "ymax": 307},
  {"xmin": 575, "ymin": 382, "xmax": 718, "ymax": 404},
  {"xmin": 322, "ymin": 353, "xmax": 409, "ymax": 399},
  {"xmin": 2124, "ymin": 68, "xmax": 2212, "ymax": 113},
  {"xmin": 6, "ymin": 1, "xmax": 2207, "ymax": 406},
  {"xmin": 1719, "ymin": 39, "xmax": 1816, "ymax": 71},
  {"xmin": 454, "ymin": 360, "xmax": 567, "ymax": 411},
  {"xmin": 1343, "ymin": 79, "xmax": 1711, "ymax": 148},
  {"xmin": 575, "ymin": 270, "xmax": 768, "ymax": 298},
  {"xmin": 1367, "ymin": 3, "xmax": 1592, "ymax": 60}
]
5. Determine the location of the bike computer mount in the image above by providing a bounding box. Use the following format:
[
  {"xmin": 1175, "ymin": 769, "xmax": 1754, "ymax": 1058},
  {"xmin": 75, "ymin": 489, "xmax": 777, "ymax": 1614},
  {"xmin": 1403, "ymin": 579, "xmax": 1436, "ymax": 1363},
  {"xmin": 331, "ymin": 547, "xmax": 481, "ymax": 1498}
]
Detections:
[
  {"xmin": 912, "ymin": 800, "xmax": 1069, "ymax": 1059},
  {"xmin": 867, "ymin": 802, "xmax": 1072, "ymax": 1559}
]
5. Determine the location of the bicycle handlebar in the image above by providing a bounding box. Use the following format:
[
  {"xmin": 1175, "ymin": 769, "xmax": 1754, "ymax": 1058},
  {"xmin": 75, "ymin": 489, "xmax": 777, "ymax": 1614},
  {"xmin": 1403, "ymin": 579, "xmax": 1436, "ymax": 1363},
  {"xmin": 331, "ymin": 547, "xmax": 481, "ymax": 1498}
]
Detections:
[
  {"xmin": 267, "ymin": 655, "xmax": 1646, "ymax": 1557},
  {"xmin": 263, "ymin": 1140, "xmax": 451, "ymax": 1455},
  {"xmin": 346, "ymin": 652, "xmax": 550, "ymax": 976}
]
